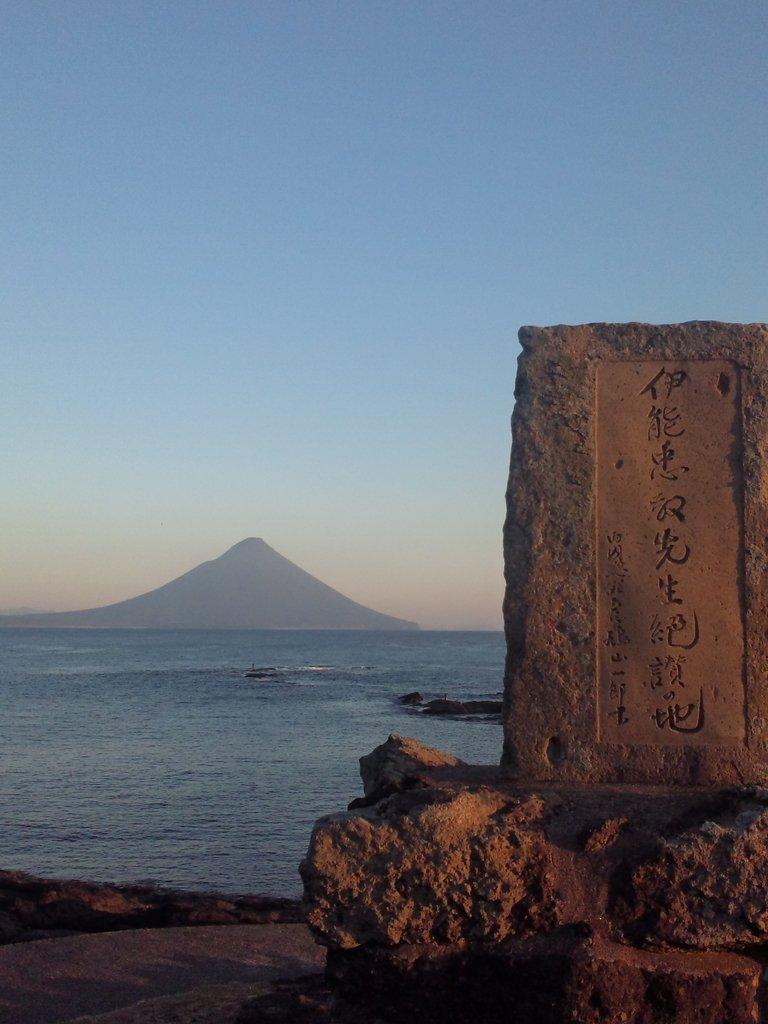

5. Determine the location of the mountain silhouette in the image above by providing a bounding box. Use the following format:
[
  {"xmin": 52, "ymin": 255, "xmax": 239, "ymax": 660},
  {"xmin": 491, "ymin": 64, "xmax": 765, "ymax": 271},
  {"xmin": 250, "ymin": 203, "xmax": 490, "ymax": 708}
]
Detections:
[{"xmin": 0, "ymin": 539, "xmax": 419, "ymax": 630}]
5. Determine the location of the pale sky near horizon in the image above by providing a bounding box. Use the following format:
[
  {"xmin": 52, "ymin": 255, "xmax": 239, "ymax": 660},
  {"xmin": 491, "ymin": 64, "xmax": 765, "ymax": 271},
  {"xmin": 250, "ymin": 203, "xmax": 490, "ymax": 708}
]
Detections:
[{"xmin": 2, "ymin": 1, "xmax": 767, "ymax": 629}]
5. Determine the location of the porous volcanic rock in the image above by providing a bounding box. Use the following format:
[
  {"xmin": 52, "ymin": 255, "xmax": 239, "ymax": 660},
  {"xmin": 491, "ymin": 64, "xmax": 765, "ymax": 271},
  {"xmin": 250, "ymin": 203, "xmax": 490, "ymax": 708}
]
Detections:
[
  {"xmin": 614, "ymin": 791, "xmax": 768, "ymax": 949},
  {"xmin": 301, "ymin": 785, "xmax": 558, "ymax": 950}
]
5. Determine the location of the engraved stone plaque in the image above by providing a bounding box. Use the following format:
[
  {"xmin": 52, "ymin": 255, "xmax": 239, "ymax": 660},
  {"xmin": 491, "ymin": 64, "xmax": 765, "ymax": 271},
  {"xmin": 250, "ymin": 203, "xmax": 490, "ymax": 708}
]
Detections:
[
  {"xmin": 596, "ymin": 361, "xmax": 744, "ymax": 746},
  {"xmin": 503, "ymin": 322, "xmax": 768, "ymax": 785}
]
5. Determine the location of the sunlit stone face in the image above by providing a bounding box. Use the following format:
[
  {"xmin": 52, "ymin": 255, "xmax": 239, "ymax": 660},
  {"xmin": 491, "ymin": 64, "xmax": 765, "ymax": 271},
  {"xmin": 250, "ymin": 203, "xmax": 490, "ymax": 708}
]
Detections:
[
  {"xmin": 503, "ymin": 322, "xmax": 768, "ymax": 785},
  {"xmin": 596, "ymin": 360, "xmax": 744, "ymax": 747}
]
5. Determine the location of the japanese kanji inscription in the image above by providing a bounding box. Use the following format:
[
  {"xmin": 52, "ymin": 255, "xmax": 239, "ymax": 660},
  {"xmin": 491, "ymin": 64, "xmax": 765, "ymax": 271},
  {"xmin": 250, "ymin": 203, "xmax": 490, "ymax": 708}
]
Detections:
[
  {"xmin": 597, "ymin": 361, "xmax": 744, "ymax": 746},
  {"xmin": 503, "ymin": 323, "xmax": 768, "ymax": 785}
]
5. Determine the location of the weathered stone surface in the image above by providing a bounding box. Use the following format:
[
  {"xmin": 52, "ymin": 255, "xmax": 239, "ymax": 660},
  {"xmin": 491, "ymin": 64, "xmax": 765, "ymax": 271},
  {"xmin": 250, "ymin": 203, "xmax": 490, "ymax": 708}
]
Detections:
[
  {"xmin": 615, "ymin": 791, "xmax": 768, "ymax": 949},
  {"xmin": 326, "ymin": 939, "xmax": 762, "ymax": 1024},
  {"xmin": 503, "ymin": 321, "xmax": 768, "ymax": 785},
  {"xmin": 303, "ymin": 752, "xmax": 768, "ymax": 955},
  {"xmin": 302, "ymin": 738, "xmax": 768, "ymax": 1021},
  {"xmin": 357, "ymin": 733, "xmax": 463, "ymax": 801},
  {"xmin": 301, "ymin": 784, "xmax": 558, "ymax": 950}
]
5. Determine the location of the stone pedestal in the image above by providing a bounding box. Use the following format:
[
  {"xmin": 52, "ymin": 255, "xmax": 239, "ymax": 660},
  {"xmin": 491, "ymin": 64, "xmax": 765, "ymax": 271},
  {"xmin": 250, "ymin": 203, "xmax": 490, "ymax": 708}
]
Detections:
[{"xmin": 301, "ymin": 737, "xmax": 768, "ymax": 1023}]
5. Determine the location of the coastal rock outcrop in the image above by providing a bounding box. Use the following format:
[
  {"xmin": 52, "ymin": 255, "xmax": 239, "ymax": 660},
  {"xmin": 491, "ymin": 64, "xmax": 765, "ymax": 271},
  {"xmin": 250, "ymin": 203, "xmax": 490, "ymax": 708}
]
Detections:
[
  {"xmin": 396, "ymin": 694, "xmax": 502, "ymax": 716},
  {"xmin": 0, "ymin": 870, "xmax": 302, "ymax": 944},
  {"xmin": 398, "ymin": 691, "xmax": 423, "ymax": 705},
  {"xmin": 421, "ymin": 698, "xmax": 501, "ymax": 716}
]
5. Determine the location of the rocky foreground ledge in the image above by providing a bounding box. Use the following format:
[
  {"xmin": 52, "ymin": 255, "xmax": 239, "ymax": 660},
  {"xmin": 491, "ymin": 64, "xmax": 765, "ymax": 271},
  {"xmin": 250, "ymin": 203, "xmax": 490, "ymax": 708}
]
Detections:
[
  {"xmin": 299, "ymin": 735, "xmax": 768, "ymax": 1024},
  {"xmin": 0, "ymin": 870, "xmax": 302, "ymax": 944}
]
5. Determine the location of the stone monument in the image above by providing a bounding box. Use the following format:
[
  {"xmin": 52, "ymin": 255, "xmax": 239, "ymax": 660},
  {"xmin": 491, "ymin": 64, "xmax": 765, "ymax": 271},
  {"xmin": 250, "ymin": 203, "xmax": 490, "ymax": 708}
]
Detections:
[
  {"xmin": 503, "ymin": 322, "xmax": 768, "ymax": 785},
  {"xmin": 299, "ymin": 324, "xmax": 768, "ymax": 1024}
]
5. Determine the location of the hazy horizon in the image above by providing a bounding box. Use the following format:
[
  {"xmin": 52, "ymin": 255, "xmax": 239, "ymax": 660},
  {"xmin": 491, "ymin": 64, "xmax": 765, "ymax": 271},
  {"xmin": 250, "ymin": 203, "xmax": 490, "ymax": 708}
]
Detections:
[{"xmin": 3, "ymin": 2, "xmax": 767, "ymax": 630}]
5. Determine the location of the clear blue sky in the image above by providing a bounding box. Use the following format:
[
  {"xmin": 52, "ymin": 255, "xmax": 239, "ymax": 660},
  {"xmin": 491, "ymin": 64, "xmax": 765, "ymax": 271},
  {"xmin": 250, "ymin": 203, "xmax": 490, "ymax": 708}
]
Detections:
[{"xmin": 2, "ymin": 1, "xmax": 766, "ymax": 628}]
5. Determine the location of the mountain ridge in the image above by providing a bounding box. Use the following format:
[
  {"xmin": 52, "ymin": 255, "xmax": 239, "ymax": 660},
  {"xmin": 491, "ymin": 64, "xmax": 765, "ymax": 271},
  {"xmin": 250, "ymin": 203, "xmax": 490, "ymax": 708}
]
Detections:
[{"xmin": 0, "ymin": 539, "xmax": 419, "ymax": 631}]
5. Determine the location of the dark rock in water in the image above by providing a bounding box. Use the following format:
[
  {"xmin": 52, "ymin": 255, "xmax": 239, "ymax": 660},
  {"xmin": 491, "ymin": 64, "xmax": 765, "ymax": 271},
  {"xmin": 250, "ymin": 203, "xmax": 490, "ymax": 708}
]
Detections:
[
  {"xmin": 463, "ymin": 700, "xmax": 503, "ymax": 715},
  {"xmin": 396, "ymin": 693, "xmax": 502, "ymax": 716},
  {"xmin": 399, "ymin": 691, "xmax": 423, "ymax": 705},
  {"xmin": 0, "ymin": 869, "xmax": 302, "ymax": 944},
  {"xmin": 421, "ymin": 698, "xmax": 466, "ymax": 715},
  {"xmin": 422, "ymin": 698, "xmax": 502, "ymax": 716},
  {"xmin": 245, "ymin": 666, "xmax": 279, "ymax": 679}
]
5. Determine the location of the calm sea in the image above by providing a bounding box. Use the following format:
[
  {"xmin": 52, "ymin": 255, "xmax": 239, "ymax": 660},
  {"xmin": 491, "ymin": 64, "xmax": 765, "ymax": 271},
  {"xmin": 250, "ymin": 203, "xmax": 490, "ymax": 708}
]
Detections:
[{"xmin": 0, "ymin": 629, "xmax": 504, "ymax": 896}]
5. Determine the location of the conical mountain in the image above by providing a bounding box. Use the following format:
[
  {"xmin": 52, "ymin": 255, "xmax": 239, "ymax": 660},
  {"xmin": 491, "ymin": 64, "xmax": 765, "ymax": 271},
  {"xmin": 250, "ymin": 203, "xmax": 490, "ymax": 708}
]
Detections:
[{"xmin": 0, "ymin": 539, "xmax": 419, "ymax": 630}]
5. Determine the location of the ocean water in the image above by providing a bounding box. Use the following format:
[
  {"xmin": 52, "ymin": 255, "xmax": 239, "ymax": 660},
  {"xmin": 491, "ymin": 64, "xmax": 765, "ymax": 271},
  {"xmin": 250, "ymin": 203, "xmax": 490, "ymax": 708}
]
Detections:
[{"xmin": 0, "ymin": 629, "xmax": 504, "ymax": 896}]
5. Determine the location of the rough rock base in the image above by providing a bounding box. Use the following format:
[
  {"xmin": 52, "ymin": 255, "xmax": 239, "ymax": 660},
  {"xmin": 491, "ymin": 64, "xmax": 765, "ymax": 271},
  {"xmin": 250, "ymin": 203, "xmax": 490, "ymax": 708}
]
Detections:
[
  {"xmin": 327, "ymin": 939, "xmax": 762, "ymax": 1024},
  {"xmin": 300, "ymin": 737, "xmax": 768, "ymax": 1024}
]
